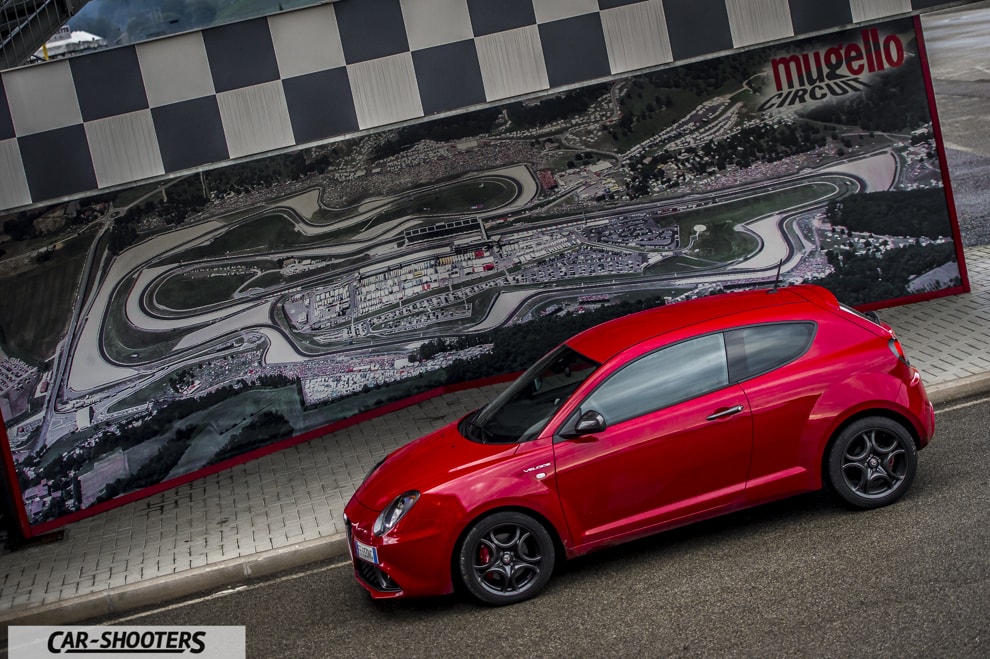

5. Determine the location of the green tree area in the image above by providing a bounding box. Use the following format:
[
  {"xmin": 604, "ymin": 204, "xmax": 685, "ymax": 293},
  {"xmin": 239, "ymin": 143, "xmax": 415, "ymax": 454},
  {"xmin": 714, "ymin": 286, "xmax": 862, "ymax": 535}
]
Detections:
[
  {"xmin": 97, "ymin": 425, "xmax": 198, "ymax": 503},
  {"xmin": 2, "ymin": 195, "xmax": 112, "ymax": 243},
  {"xmin": 704, "ymin": 121, "xmax": 827, "ymax": 168},
  {"xmin": 204, "ymin": 151, "xmax": 319, "ymax": 195},
  {"xmin": 605, "ymin": 53, "xmax": 763, "ymax": 150},
  {"xmin": 371, "ymin": 108, "xmax": 504, "ymax": 160},
  {"xmin": 36, "ymin": 374, "xmax": 295, "ymax": 487},
  {"xmin": 625, "ymin": 121, "xmax": 828, "ymax": 196},
  {"xmin": 207, "ymin": 410, "xmax": 294, "ymax": 466},
  {"xmin": 2, "ymin": 213, "xmax": 40, "ymax": 241},
  {"xmin": 814, "ymin": 242, "xmax": 958, "ymax": 305},
  {"xmin": 169, "ymin": 368, "xmax": 195, "ymax": 393},
  {"xmin": 645, "ymin": 51, "xmax": 763, "ymax": 98},
  {"xmin": 108, "ymin": 180, "xmax": 209, "ymax": 254},
  {"xmin": 802, "ymin": 58, "xmax": 930, "ymax": 132},
  {"xmin": 106, "ymin": 150, "xmax": 337, "ymax": 256},
  {"xmin": 827, "ymin": 189, "xmax": 952, "ymax": 239},
  {"xmin": 505, "ymin": 86, "xmax": 608, "ymax": 129}
]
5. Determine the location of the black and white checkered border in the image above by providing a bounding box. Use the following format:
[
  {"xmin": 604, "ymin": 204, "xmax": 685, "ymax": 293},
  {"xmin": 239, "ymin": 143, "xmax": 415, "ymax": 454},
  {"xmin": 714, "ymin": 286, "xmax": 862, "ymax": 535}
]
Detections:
[{"xmin": 0, "ymin": 0, "xmax": 968, "ymax": 211}]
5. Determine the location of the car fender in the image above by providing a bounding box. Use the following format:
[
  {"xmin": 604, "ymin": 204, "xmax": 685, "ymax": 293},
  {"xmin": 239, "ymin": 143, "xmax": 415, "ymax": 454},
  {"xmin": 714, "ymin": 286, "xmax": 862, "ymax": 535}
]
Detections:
[
  {"xmin": 797, "ymin": 370, "xmax": 916, "ymax": 486},
  {"xmin": 424, "ymin": 440, "xmax": 572, "ymax": 547}
]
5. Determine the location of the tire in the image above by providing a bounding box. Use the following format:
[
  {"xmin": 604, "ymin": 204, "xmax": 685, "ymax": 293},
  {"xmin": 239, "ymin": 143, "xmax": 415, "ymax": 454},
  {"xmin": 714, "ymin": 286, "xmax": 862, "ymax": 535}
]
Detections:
[
  {"xmin": 458, "ymin": 511, "xmax": 555, "ymax": 605},
  {"xmin": 825, "ymin": 417, "xmax": 918, "ymax": 509}
]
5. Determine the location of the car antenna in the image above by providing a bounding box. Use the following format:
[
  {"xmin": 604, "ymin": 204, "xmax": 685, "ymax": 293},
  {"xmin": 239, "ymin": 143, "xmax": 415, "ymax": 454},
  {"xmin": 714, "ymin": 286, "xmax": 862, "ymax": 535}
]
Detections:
[{"xmin": 770, "ymin": 258, "xmax": 783, "ymax": 293}]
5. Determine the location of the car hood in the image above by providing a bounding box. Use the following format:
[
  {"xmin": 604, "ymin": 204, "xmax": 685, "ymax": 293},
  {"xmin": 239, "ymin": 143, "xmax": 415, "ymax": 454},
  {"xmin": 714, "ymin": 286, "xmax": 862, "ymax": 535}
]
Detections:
[{"xmin": 352, "ymin": 417, "xmax": 518, "ymax": 511}]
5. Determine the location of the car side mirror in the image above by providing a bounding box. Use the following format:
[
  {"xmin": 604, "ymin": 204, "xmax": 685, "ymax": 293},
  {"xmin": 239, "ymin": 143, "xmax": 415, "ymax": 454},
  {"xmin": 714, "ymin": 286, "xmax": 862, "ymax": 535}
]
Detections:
[{"xmin": 559, "ymin": 410, "xmax": 606, "ymax": 439}]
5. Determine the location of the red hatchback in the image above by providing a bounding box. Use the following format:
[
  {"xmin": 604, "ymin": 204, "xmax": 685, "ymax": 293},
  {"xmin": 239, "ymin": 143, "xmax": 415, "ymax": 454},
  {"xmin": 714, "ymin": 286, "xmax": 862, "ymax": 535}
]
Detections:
[{"xmin": 344, "ymin": 285, "xmax": 935, "ymax": 605}]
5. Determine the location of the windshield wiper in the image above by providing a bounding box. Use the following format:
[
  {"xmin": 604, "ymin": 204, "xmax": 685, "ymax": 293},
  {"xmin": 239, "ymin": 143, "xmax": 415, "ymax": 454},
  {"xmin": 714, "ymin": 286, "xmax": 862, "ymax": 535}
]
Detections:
[{"xmin": 464, "ymin": 414, "xmax": 495, "ymax": 443}]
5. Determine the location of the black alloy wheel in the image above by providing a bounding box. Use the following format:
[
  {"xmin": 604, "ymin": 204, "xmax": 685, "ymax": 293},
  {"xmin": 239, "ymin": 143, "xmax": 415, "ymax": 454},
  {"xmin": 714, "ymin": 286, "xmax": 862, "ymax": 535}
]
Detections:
[
  {"xmin": 826, "ymin": 416, "xmax": 918, "ymax": 509},
  {"xmin": 458, "ymin": 511, "xmax": 555, "ymax": 605}
]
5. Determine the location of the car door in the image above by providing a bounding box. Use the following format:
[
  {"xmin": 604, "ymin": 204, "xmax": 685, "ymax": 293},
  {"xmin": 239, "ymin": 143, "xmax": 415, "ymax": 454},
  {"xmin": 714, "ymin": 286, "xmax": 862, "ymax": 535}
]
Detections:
[
  {"xmin": 724, "ymin": 322, "xmax": 823, "ymax": 501},
  {"xmin": 551, "ymin": 333, "xmax": 753, "ymax": 547}
]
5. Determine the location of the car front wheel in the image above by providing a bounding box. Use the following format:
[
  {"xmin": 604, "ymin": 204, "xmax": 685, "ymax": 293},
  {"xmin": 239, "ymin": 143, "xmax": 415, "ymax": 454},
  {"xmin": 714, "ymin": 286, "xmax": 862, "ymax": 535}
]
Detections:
[
  {"xmin": 826, "ymin": 416, "xmax": 918, "ymax": 509},
  {"xmin": 458, "ymin": 511, "xmax": 555, "ymax": 605}
]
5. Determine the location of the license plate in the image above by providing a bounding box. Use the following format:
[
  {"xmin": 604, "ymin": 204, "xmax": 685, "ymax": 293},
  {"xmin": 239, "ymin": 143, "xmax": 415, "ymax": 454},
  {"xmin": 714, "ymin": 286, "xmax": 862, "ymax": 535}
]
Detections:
[{"xmin": 354, "ymin": 539, "xmax": 379, "ymax": 565}]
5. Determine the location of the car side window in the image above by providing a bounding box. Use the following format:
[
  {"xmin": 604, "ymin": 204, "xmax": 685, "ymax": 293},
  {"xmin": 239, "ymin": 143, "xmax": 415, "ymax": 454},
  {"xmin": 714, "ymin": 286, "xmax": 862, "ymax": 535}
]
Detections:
[
  {"xmin": 724, "ymin": 323, "xmax": 815, "ymax": 382},
  {"xmin": 579, "ymin": 333, "xmax": 729, "ymax": 427}
]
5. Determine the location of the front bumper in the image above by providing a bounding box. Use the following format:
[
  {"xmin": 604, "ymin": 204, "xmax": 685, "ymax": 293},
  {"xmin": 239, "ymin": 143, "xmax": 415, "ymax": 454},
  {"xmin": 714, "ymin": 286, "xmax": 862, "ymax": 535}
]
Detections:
[
  {"xmin": 345, "ymin": 517, "xmax": 402, "ymax": 594},
  {"xmin": 343, "ymin": 497, "xmax": 458, "ymax": 599}
]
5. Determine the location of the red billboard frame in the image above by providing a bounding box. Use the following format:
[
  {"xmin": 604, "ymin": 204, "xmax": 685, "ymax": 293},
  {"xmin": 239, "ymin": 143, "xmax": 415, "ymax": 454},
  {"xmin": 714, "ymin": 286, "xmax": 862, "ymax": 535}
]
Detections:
[{"xmin": 0, "ymin": 16, "xmax": 969, "ymax": 540}]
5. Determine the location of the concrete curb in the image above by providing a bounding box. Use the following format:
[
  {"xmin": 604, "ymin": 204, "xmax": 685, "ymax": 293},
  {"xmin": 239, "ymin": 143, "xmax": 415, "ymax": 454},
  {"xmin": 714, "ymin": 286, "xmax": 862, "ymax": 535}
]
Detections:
[
  {"xmin": 927, "ymin": 371, "xmax": 990, "ymax": 406},
  {"xmin": 0, "ymin": 534, "xmax": 348, "ymax": 638},
  {"xmin": 1, "ymin": 373, "xmax": 988, "ymax": 637}
]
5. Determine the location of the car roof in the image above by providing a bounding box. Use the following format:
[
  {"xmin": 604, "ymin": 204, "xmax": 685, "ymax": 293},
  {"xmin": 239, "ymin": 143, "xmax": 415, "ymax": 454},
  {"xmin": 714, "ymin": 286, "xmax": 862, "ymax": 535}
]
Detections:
[{"xmin": 565, "ymin": 284, "xmax": 839, "ymax": 364}]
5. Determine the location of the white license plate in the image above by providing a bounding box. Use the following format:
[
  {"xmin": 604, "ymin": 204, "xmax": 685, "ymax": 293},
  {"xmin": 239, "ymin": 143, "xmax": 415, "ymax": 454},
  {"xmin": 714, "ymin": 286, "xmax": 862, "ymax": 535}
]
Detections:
[{"xmin": 354, "ymin": 539, "xmax": 379, "ymax": 565}]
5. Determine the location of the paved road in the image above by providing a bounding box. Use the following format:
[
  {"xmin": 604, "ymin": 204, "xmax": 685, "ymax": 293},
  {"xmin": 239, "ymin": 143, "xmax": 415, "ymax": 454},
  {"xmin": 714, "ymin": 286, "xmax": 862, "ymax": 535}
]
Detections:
[{"xmin": 77, "ymin": 396, "xmax": 990, "ymax": 659}]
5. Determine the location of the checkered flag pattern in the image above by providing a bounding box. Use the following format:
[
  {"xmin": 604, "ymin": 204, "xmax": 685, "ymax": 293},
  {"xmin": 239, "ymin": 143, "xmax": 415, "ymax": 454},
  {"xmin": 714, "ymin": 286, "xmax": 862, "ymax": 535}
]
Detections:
[{"xmin": 0, "ymin": 0, "xmax": 962, "ymax": 210}]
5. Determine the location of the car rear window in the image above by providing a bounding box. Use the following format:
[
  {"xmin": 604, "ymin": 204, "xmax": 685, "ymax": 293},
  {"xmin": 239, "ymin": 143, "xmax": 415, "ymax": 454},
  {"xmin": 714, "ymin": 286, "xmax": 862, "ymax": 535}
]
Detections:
[{"xmin": 725, "ymin": 323, "xmax": 816, "ymax": 382}]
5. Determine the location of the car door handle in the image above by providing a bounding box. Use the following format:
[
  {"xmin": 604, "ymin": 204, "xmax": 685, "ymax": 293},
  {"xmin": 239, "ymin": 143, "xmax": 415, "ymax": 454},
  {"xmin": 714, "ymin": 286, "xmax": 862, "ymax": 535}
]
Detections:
[{"xmin": 706, "ymin": 405, "xmax": 744, "ymax": 421}]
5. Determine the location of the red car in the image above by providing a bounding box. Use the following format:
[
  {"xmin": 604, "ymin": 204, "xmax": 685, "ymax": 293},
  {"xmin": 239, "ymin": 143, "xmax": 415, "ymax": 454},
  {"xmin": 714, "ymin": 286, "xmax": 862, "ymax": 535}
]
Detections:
[{"xmin": 344, "ymin": 285, "xmax": 935, "ymax": 605}]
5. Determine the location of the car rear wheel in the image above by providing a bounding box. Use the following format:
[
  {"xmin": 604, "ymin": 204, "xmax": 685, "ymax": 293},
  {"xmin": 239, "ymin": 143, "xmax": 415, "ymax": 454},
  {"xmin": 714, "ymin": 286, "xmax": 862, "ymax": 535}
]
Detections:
[
  {"xmin": 826, "ymin": 417, "xmax": 917, "ymax": 509},
  {"xmin": 458, "ymin": 511, "xmax": 555, "ymax": 605}
]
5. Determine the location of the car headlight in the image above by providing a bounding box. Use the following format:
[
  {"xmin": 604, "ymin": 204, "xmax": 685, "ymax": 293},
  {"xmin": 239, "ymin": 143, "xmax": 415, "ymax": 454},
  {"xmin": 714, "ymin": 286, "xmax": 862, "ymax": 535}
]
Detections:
[{"xmin": 374, "ymin": 491, "xmax": 420, "ymax": 536}]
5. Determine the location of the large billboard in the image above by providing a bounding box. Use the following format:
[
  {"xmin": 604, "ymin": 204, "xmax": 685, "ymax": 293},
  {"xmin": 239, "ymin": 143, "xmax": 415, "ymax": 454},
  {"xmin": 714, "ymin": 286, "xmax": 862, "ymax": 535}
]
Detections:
[{"xmin": 0, "ymin": 17, "xmax": 966, "ymax": 536}]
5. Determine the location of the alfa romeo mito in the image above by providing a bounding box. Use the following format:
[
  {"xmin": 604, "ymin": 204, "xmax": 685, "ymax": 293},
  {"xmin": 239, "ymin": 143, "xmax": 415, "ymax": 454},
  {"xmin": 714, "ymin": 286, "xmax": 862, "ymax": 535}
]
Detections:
[{"xmin": 344, "ymin": 284, "xmax": 935, "ymax": 605}]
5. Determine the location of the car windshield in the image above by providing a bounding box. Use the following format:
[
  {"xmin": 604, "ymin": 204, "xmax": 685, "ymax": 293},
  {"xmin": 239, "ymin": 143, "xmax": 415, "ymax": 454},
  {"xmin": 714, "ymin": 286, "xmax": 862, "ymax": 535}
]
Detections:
[{"xmin": 461, "ymin": 346, "xmax": 600, "ymax": 444}]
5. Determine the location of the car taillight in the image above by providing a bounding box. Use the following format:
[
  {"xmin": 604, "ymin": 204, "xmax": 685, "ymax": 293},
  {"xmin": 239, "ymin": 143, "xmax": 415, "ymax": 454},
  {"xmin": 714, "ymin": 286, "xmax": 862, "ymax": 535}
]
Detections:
[{"xmin": 888, "ymin": 338, "xmax": 909, "ymax": 365}]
